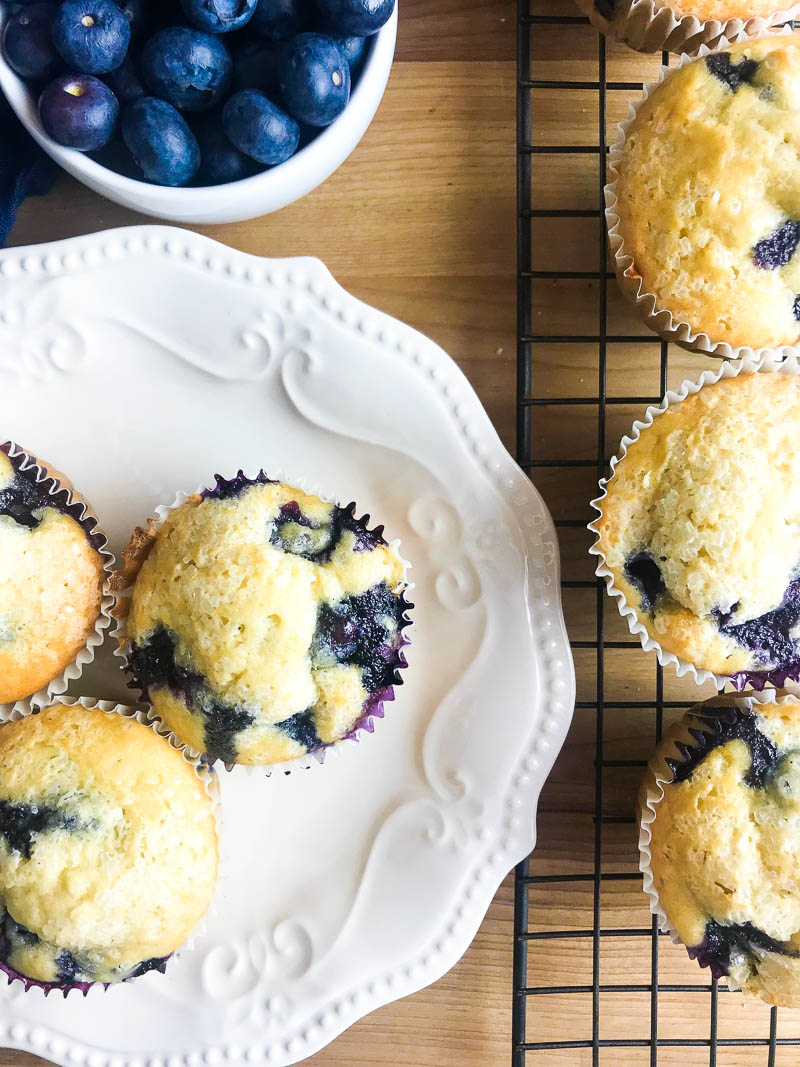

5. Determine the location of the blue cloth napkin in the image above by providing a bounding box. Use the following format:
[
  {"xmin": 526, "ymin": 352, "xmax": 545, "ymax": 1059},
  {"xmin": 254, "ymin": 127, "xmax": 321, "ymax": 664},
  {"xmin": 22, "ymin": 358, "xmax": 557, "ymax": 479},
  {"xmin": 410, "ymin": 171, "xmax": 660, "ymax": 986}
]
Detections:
[{"xmin": 0, "ymin": 93, "xmax": 58, "ymax": 247}]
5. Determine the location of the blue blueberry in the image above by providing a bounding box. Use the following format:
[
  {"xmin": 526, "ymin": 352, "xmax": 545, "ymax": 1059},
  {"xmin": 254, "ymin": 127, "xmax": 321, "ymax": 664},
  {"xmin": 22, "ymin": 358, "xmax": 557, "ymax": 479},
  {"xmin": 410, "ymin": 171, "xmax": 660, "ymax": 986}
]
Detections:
[
  {"xmin": 222, "ymin": 88, "xmax": 299, "ymax": 163},
  {"xmin": 196, "ymin": 111, "xmax": 258, "ymax": 184},
  {"xmin": 278, "ymin": 32, "xmax": 349, "ymax": 127},
  {"xmin": 39, "ymin": 73, "xmax": 119, "ymax": 150},
  {"xmin": 0, "ymin": 798, "xmax": 84, "ymax": 859},
  {"xmin": 252, "ymin": 0, "xmax": 306, "ymax": 38},
  {"xmin": 706, "ymin": 53, "xmax": 759, "ymax": 94},
  {"xmin": 102, "ymin": 54, "xmax": 145, "ymax": 103},
  {"xmin": 623, "ymin": 551, "xmax": 665, "ymax": 613},
  {"xmin": 794, "ymin": 295, "xmax": 800, "ymax": 322},
  {"xmin": 52, "ymin": 0, "xmax": 131, "ymax": 75},
  {"xmin": 2, "ymin": 3, "xmax": 62, "ymax": 82},
  {"xmin": 315, "ymin": 0, "xmax": 394, "ymax": 36},
  {"xmin": 231, "ymin": 37, "xmax": 283, "ymax": 95},
  {"xmin": 121, "ymin": 96, "xmax": 201, "ymax": 184},
  {"xmin": 691, "ymin": 920, "xmax": 798, "ymax": 980},
  {"xmin": 330, "ymin": 33, "xmax": 367, "ymax": 76},
  {"xmin": 180, "ymin": 0, "xmax": 258, "ymax": 34},
  {"xmin": 753, "ymin": 220, "xmax": 800, "ymax": 270},
  {"xmin": 666, "ymin": 705, "xmax": 779, "ymax": 788},
  {"xmin": 111, "ymin": 0, "xmax": 155, "ymax": 42},
  {"xmin": 140, "ymin": 26, "xmax": 233, "ymax": 111},
  {"xmin": 716, "ymin": 575, "xmax": 800, "ymax": 670}
]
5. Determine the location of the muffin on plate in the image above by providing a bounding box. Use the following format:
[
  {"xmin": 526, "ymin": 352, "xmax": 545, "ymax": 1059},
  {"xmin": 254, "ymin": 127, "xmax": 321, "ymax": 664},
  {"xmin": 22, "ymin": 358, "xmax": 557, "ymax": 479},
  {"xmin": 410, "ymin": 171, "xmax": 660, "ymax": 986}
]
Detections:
[
  {"xmin": 640, "ymin": 692, "xmax": 800, "ymax": 1006},
  {"xmin": 0, "ymin": 443, "xmax": 109, "ymax": 707},
  {"xmin": 576, "ymin": 0, "xmax": 800, "ymax": 55},
  {"xmin": 121, "ymin": 473, "xmax": 412, "ymax": 767},
  {"xmin": 591, "ymin": 370, "xmax": 800, "ymax": 685},
  {"xmin": 0, "ymin": 701, "xmax": 219, "ymax": 992},
  {"xmin": 609, "ymin": 34, "xmax": 800, "ymax": 350}
]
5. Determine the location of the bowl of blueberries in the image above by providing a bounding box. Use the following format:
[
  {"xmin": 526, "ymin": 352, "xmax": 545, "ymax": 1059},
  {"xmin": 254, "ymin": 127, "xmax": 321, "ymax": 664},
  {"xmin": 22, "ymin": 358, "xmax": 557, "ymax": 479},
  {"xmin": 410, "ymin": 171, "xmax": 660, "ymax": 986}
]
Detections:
[{"xmin": 0, "ymin": 0, "xmax": 397, "ymax": 223}]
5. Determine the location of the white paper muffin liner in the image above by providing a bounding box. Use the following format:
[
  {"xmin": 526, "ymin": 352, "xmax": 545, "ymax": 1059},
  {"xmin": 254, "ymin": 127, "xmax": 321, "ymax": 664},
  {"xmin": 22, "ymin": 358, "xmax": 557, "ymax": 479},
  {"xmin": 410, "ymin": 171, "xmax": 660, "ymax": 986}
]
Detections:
[
  {"xmin": 113, "ymin": 470, "xmax": 414, "ymax": 778},
  {"xmin": 604, "ymin": 26, "xmax": 799, "ymax": 358},
  {"xmin": 638, "ymin": 687, "xmax": 798, "ymax": 1001},
  {"xmin": 589, "ymin": 351, "xmax": 800, "ymax": 690},
  {"xmin": 575, "ymin": 0, "xmax": 800, "ymax": 54},
  {"xmin": 0, "ymin": 695, "xmax": 222, "ymax": 998},
  {"xmin": 0, "ymin": 442, "xmax": 116, "ymax": 721}
]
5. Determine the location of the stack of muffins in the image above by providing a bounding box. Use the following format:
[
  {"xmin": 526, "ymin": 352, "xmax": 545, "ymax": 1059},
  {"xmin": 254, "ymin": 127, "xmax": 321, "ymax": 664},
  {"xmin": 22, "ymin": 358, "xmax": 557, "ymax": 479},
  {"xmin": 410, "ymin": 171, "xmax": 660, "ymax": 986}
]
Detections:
[
  {"xmin": 585, "ymin": 8, "xmax": 800, "ymax": 1009},
  {"xmin": 0, "ymin": 446, "xmax": 411, "ymax": 994}
]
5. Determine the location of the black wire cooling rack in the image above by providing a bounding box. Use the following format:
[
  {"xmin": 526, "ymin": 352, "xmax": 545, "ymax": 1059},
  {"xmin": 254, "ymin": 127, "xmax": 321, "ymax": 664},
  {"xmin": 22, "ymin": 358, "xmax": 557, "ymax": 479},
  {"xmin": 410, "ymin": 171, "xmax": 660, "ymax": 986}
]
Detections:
[{"xmin": 513, "ymin": 5, "xmax": 800, "ymax": 1065}]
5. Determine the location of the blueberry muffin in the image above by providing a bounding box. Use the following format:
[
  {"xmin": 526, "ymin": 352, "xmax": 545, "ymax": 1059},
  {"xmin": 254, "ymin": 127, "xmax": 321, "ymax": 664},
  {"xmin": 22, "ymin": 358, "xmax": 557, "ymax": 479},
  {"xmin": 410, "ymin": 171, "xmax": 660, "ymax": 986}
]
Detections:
[
  {"xmin": 641, "ymin": 694, "xmax": 800, "ymax": 1006},
  {"xmin": 592, "ymin": 372, "xmax": 800, "ymax": 684},
  {"xmin": 0, "ymin": 702, "xmax": 218, "ymax": 991},
  {"xmin": 612, "ymin": 35, "xmax": 800, "ymax": 348},
  {"xmin": 123, "ymin": 473, "xmax": 412, "ymax": 766},
  {"xmin": 587, "ymin": 0, "xmax": 797, "ymax": 23},
  {"xmin": 0, "ymin": 444, "xmax": 108, "ymax": 705}
]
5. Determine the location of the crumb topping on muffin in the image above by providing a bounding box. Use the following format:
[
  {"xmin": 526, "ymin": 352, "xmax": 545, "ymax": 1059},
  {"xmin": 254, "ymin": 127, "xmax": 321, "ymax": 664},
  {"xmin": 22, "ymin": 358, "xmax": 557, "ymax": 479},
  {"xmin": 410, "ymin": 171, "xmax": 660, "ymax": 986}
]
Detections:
[
  {"xmin": 0, "ymin": 448, "xmax": 106, "ymax": 705},
  {"xmin": 126, "ymin": 477, "xmax": 410, "ymax": 765},
  {"xmin": 0, "ymin": 704, "xmax": 218, "ymax": 987},
  {"xmin": 614, "ymin": 35, "xmax": 800, "ymax": 348},
  {"xmin": 594, "ymin": 373, "xmax": 800, "ymax": 678},
  {"xmin": 645, "ymin": 697, "xmax": 800, "ymax": 1006}
]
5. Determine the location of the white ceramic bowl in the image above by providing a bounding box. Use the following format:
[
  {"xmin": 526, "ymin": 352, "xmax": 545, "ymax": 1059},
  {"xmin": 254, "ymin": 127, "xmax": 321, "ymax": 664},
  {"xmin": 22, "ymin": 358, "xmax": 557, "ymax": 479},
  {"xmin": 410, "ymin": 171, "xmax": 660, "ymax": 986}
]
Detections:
[{"xmin": 0, "ymin": 6, "xmax": 397, "ymax": 224}]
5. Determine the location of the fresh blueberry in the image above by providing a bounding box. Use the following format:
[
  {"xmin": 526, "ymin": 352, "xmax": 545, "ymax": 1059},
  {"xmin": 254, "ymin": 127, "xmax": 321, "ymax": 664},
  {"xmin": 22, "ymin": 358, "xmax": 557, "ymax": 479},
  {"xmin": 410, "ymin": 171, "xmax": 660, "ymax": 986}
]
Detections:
[
  {"xmin": 231, "ymin": 37, "xmax": 283, "ymax": 95},
  {"xmin": 278, "ymin": 32, "xmax": 349, "ymax": 127},
  {"xmin": 52, "ymin": 0, "xmax": 131, "ymax": 75},
  {"xmin": 706, "ymin": 52, "xmax": 759, "ymax": 94},
  {"xmin": 196, "ymin": 111, "xmax": 258, "ymax": 183},
  {"xmin": 140, "ymin": 26, "xmax": 233, "ymax": 111},
  {"xmin": 330, "ymin": 33, "xmax": 367, "ymax": 75},
  {"xmin": 180, "ymin": 0, "xmax": 258, "ymax": 34},
  {"xmin": 2, "ymin": 3, "xmax": 62, "ymax": 82},
  {"xmin": 102, "ymin": 54, "xmax": 145, "ymax": 103},
  {"xmin": 252, "ymin": 0, "xmax": 306, "ymax": 38},
  {"xmin": 753, "ymin": 220, "xmax": 800, "ymax": 270},
  {"xmin": 315, "ymin": 0, "xmax": 394, "ymax": 36},
  {"xmin": 222, "ymin": 88, "xmax": 299, "ymax": 163},
  {"xmin": 39, "ymin": 73, "xmax": 119, "ymax": 150},
  {"xmin": 121, "ymin": 96, "xmax": 201, "ymax": 184}
]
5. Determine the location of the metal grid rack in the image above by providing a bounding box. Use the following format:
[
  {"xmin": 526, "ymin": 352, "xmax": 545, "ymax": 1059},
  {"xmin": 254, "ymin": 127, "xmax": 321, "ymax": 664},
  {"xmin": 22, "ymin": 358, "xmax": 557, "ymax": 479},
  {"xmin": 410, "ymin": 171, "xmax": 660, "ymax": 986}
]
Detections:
[{"xmin": 512, "ymin": 5, "xmax": 800, "ymax": 1065}]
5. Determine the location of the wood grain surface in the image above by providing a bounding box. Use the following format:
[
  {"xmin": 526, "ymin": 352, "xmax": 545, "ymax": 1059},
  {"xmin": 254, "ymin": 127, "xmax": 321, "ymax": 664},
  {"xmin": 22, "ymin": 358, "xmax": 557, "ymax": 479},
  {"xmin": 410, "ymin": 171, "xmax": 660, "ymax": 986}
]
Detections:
[{"xmin": 3, "ymin": 2, "xmax": 792, "ymax": 1065}]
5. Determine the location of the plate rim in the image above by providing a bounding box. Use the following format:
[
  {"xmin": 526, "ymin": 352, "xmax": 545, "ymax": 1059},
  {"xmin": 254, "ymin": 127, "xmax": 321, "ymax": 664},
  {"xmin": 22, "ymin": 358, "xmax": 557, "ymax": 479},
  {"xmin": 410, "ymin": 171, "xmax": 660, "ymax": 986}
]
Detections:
[{"xmin": 0, "ymin": 225, "xmax": 576, "ymax": 1066}]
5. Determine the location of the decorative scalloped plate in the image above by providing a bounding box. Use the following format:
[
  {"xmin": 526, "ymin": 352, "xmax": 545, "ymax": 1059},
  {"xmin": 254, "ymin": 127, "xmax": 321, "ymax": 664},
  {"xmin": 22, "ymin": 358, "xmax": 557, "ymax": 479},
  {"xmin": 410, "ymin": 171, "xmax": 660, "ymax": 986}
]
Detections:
[{"xmin": 0, "ymin": 226, "xmax": 574, "ymax": 1066}]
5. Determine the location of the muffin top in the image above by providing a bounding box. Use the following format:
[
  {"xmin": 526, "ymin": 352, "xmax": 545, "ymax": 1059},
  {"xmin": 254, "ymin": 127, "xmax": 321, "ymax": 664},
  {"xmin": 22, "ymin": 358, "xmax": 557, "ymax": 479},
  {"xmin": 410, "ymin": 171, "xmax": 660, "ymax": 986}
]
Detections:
[
  {"xmin": 126, "ymin": 476, "xmax": 409, "ymax": 766},
  {"xmin": 614, "ymin": 35, "xmax": 800, "ymax": 348},
  {"xmin": 0, "ymin": 447, "xmax": 107, "ymax": 705},
  {"xmin": 605, "ymin": 1, "xmax": 796, "ymax": 18},
  {"xmin": 594, "ymin": 373, "xmax": 800, "ymax": 679},
  {"xmin": 0, "ymin": 704, "xmax": 218, "ymax": 987},
  {"xmin": 645, "ymin": 696, "xmax": 800, "ymax": 1006}
]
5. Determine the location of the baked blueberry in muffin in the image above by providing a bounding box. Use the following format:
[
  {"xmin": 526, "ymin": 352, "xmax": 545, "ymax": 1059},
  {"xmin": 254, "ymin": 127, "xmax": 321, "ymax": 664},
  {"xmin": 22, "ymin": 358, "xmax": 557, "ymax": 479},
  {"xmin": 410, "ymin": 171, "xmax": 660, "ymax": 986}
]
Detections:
[
  {"xmin": 611, "ymin": 35, "xmax": 800, "ymax": 348},
  {"xmin": 122, "ymin": 474, "xmax": 412, "ymax": 766},
  {"xmin": 641, "ymin": 694, "xmax": 800, "ymax": 1007},
  {"xmin": 0, "ymin": 702, "xmax": 218, "ymax": 991},
  {"xmin": 592, "ymin": 372, "xmax": 800, "ymax": 685},
  {"xmin": 0, "ymin": 444, "xmax": 108, "ymax": 706}
]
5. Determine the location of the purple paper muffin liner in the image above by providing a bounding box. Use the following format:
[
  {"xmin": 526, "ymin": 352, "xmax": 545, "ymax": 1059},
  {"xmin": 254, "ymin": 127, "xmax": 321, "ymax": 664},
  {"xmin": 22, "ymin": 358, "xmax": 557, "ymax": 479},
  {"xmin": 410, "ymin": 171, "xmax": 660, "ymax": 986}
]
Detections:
[
  {"xmin": 0, "ymin": 441, "xmax": 116, "ymax": 719},
  {"xmin": 115, "ymin": 471, "xmax": 414, "ymax": 775},
  {"xmin": 0, "ymin": 697, "xmax": 221, "ymax": 997}
]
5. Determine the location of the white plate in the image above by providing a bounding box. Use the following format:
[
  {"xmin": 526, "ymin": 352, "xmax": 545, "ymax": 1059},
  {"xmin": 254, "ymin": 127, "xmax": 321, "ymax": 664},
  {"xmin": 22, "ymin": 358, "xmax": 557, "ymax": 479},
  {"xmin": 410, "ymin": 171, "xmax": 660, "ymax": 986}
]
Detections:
[{"xmin": 0, "ymin": 226, "xmax": 575, "ymax": 1066}]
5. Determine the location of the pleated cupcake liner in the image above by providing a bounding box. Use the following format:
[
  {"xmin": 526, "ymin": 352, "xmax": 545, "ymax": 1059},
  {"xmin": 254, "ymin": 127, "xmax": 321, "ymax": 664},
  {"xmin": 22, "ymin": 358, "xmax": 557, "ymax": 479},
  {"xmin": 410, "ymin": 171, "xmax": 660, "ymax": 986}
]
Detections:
[
  {"xmin": 638, "ymin": 688, "xmax": 800, "ymax": 1004},
  {"xmin": 588, "ymin": 352, "xmax": 800, "ymax": 690},
  {"xmin": 0, "ymin": 442, "xmax": 116, "ymax": 721},
  {"xmin": 112, "ymin": 470, "xmax": 414, "ymax": 777},
  {"xmin": 575, "ymin": 0, "xmax": 800, "ymax": 54},
  {"xmin": 0, "ymin": 695, "xmax": 221, "ymax": 998},
  {"xmin": 604, "ymin": 26, "xmax": 799, "ymax": 358}
]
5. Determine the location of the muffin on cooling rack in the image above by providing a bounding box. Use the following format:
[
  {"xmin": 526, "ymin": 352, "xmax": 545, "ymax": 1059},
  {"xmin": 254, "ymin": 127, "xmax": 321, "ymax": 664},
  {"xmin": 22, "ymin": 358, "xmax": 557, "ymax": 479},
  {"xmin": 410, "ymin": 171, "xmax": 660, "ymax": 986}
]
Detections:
[
  {"xmin": 640, "ymin": 692, "xmax": 800, "ymax": 1007},
  {"xmin": 0, "ymin": 702, "xmax": 218, "ymax": 992},
  {"xmin": 591, "ymin": 370, "xmax": 800, "ymax": 685},
  {"xmin": 121, "ymin": 473, "xmax": 412, "ymax": 767},
  {"xmin": 609, "ymin": 34, "xmax": 800, "ymax": 350},
  {"xmin": 0, "ymin": 443, "xmax": 109, "ymax": 707},
  {"xmin": 576, "ymin": 0, "xmax": 800, "ymax": 55}
]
